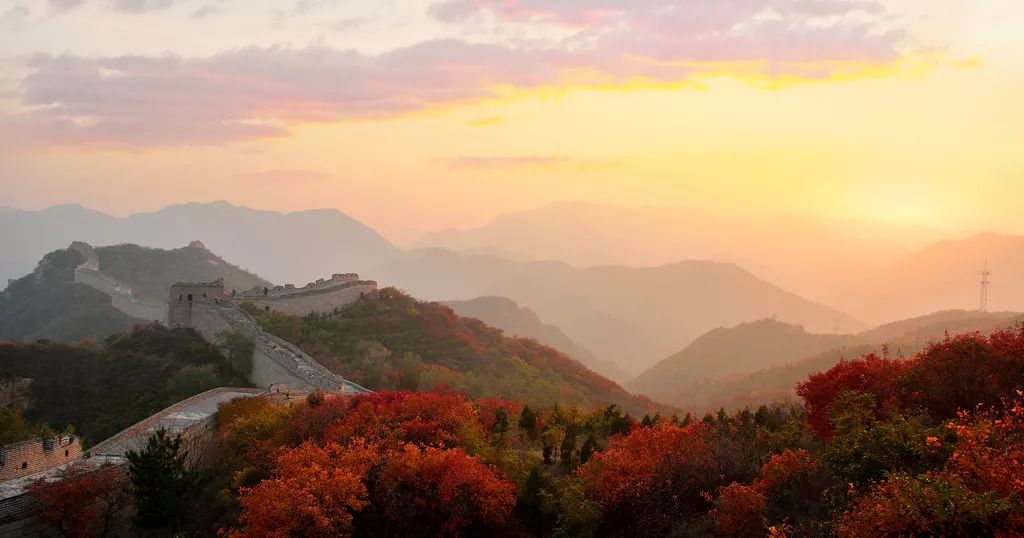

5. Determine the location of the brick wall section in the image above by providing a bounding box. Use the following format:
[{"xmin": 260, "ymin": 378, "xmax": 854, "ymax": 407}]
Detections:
[{"xmin": 0, "ymin": 437, "xmax": 81, "ymax": 483}]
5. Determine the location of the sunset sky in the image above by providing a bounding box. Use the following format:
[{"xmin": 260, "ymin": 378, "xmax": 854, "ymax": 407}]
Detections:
[{"xmin": 1, "ymin": 0, "xmax": 1022, "ymax": 243}]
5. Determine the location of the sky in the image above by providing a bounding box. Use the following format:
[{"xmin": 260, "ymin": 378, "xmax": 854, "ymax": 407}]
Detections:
[{"xmin": 0, "ymin": 0, "xmax": 1022, "ymax": 244}]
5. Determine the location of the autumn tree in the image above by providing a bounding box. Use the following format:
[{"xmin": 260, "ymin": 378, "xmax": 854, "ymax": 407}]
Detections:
[
  {"xmin": 363, "ymin": 444, "xmax": 517, "ymax": 536},
  {"xmin": 231, "ymin": 441, "xmax": 380, "ymax": 537},
  {"xmin": 796, "ymin": 352, "xmax": 911, "ymax": 438},
  {"xmin": 28, "ymin": 464, "xmax": 130, "ymax": 538},
  {"xmin": 577, "ymin": 422, "xmax": 717, "ymax": 535},
  {"xmin": 711, "ymin": 482, "xmax": 767, "ymax": 537}
]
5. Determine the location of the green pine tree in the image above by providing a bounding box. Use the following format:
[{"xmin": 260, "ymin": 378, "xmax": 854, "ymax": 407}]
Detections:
[{"xmin": 126, "ymin": 428, "xmax": 198, "ymax": 531}]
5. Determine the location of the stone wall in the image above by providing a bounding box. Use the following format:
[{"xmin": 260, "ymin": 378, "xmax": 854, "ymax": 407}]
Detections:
[
  {"xmin": 0, "ymin": 388, "xmax": 261, "ymax": 537},
  {"xmin": 0, "ymin": 436, "xmax": 81, "ymax": 483},
  {"xmin": 185, "ymin": 300, "xmax": 367, "ymax": 394},
  {"xmin": 111, "ymin": 294, "xmax": 167, "ymax": 323},
  {"xmin": 71, "ymin": 242, "xmax": 168, "ymax": 323},
  {"xmin": 241, "ymin": 280, "xmax": 377, "ymax": 317}
]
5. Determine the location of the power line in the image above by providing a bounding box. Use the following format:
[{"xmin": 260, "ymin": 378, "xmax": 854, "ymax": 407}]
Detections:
[{"xmin": 980, "ymin": 261, "xmax": 991, "ymax": 312}]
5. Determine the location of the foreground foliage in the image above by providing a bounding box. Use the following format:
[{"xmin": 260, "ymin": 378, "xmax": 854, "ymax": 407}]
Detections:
[
  {"xmin": 26, "ymin": 324, "xmax": 1024, "ymax": 537},
  {"xmin": 0, "ymin": 324, "xmax": 251, "ymax": 443}
]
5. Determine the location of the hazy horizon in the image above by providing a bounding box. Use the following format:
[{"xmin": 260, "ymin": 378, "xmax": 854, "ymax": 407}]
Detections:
[
  {"xmin": 0, "ymin": 196, "xmax": 994, "ymax": 249},
  {"xmin": 3, "ymin": 1, "xmax": 1024, "ymax": 244}
]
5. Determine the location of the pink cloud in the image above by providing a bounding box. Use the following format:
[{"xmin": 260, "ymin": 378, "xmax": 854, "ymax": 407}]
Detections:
[{"xmin": 6, "ymin": 1, "xmax": 909, "ymax": 147}]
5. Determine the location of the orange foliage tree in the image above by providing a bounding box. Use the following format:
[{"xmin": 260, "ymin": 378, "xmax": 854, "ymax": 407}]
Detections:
[
  {"xmin": 364, "ymin": 444, "xmax": 517, "ymax": 535},
  {"xmin": 229, "ymin": 391, "xmax": 517, "ymax": 537},
  {"xmin": 839, "ymin": 396, "xmax": 1024, "ymax": 536},
  {"xmin": 231, "ymin": 440, "xmax": 380, "ymax": 538}
]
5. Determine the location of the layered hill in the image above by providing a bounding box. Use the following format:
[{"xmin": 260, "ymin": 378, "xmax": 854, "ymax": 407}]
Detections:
[
  {"xmin": 849, "ymin": 233, "xmax": 1024, "ymax": 323},
  {"xmin": 443, "ymin": 296, "xmax": 630, "ymax": 382},
  {"xmin": 631, "ymin": 309, "xmax": 1024, "ymax": 411},
  {"xmin": 247, "ymin": 288, "xmax": 665, "ymax": 416},
  {"xmin": 628, "ymin": 319, "xmax": 855, "ymax": 404},
  {"xmin": 0, "ymin": 201, "xmax": 398, "ymax": 286},
  {"xmin": 376, "ymin": 249, "xmax": 862, "ymax": 374},
  {"xmin": 416, "ymin": 200, "xmax": 946, "ymax": 309},
  {"xmin": 0, "ymin": 248, "xmax": 137, "ymax": 343}
]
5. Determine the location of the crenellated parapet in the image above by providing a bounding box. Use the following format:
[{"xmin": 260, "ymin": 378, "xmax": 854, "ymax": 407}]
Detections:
[{"xmin": 233, "ymin": 273, "xmax": 377, "ymax": 317}]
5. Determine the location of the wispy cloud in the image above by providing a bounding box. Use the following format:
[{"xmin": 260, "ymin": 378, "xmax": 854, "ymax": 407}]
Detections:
[{"xmin": 4, "ymin": 0, "xmax": 915, "ymax": 147}]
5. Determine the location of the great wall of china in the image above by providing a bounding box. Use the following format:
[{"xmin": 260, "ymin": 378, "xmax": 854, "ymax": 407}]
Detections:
[
  {"xmin": 2, "ymin": 244, "xmax": 380, "ymax": 536},
  {"xmin": 69, "ymin": 242, "xmax": 168, "ymax": 323},
  {"xmin": 67, "ymin": 241, "xmax": 376, "ymax": 394}
]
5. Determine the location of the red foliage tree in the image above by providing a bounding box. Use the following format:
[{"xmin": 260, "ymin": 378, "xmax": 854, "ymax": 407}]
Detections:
[
  {"xmin": 28, "ymin": 464, "xmax": 130, "ymax": 538},
  {"xmin": 901, "ymin": 329, "xmax": 1024, "ymax": 419},
  {"xmin": 474, "ymin": 398, "xmax": 523, "ymax": 435},
  {"xmin": 796, "ymin": 353, "xmax": 911, "ymax": 438},
  {"xmin": 231, "ymin": 440, "xmax": 380, "ymax": 537},
  {"xmin": 758, "ymin": 449, "xmax": 821, "ymax": 493},
  {"xmin": 323, "ymin": 391, "xmax": 483, "ymax": 449},
  {"xmin": 366, "ymin": 444, "xmax": 517, "ymax": 535},
  {"xmin": 577, "ymin": 422, "xmax": 716, "ymax": 533},
  {"xmin": 711, "ymin": 482, "xmax": 767, "ymax": 537}
]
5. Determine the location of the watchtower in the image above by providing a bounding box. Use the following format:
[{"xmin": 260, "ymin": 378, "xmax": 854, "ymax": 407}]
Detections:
[{"xmin": 168, "ymin": 279, "xmax": 225, "ymax": 328}]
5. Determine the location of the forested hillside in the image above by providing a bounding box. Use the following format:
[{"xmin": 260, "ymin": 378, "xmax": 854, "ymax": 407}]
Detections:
[
  {"xmin": 0, "ymin": 248, "xmax": 137, "ymax": 343},
  {"xmin": 96, "ymin": 241, "xmax": 269, "ymax": 301},
  {"xmin": 246, "ymin": 288, "xmax": 662, "ymax": 416},
  {"xmin": 0, "ymin": 325, "xmax": 251, "ymax": 443}
]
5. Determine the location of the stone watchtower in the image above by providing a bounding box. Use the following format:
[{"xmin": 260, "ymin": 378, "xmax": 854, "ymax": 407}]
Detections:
[{"xmin": 168, "ymin": 279, "xmax": 225, "ymax": 328}]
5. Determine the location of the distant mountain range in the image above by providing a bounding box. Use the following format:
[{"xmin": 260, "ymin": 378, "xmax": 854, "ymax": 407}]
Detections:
[
  {"xmin": 377, "ymin": 249, "xmax": 861, "ymax": 374},
  {"xmin": 416, "ymin": 200, "xmax": 951, "ymax": 312},
  {"xmin": 0, "ymin": 202, "xmax": 398, "ymax": 286},
  {"xmin": 630, "ymin": 310, "xmax": 1024, "ymax": 411}
]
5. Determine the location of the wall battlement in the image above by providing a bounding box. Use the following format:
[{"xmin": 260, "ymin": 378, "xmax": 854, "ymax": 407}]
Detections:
[{"xmin": 0, "ymin": 435, "xmax": 81, "ymax": 483}]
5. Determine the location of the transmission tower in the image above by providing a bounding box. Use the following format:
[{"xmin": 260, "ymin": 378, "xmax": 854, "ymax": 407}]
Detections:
[{"xmin": 979, "ymin": 261, "xmax": 992, "ymax": 312}]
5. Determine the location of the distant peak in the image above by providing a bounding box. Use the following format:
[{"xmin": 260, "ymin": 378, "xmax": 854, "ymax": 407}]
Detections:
[{"xmin": 187, "ymin": 240, "xmax": 208, "ymax": 250}]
